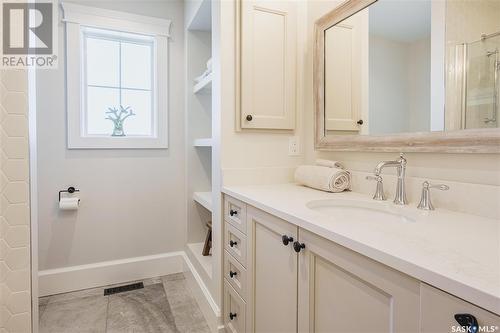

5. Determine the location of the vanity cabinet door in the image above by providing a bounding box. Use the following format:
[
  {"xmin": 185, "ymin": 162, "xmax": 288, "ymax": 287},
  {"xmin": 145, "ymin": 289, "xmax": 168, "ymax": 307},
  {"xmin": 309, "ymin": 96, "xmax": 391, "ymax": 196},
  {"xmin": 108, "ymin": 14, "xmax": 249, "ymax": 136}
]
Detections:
[
  {"xmin": 420, "ymin": 283, "xmax": 500, "ymax": 333},
  {"xmin": 324, "ymin": 10, "xmax": 368, "ymax": 133},
  {"xmin": 246, "ymin": 206, "xmax": 298, "ymax": 332},
  {"xmin": 297, "ymin": 229, "xmax": 420, "ymax": 333},
  {"xmin": 239, "ymin": 0, "xmax": 297, "ymax": 130},
  {"xmin": 224, "ymin": 280, "xmax": 247, "ymax": 333}
]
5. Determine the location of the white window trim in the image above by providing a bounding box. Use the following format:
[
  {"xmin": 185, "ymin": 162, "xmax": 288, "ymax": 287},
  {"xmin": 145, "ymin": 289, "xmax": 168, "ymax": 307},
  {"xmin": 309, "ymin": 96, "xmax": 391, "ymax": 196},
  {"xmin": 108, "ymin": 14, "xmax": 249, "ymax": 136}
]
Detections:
[{"xmin": 61, "ymin": 2, "xmax": 171, "ymax": 149}]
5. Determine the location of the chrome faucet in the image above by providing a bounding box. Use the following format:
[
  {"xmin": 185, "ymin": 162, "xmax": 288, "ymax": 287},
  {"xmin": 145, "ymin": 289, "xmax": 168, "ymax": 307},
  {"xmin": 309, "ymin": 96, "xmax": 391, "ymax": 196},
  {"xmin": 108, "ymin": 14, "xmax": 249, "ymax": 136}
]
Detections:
[{"xmin": 374, "ymin": 153, "xmax": 408, "ymax": 205}]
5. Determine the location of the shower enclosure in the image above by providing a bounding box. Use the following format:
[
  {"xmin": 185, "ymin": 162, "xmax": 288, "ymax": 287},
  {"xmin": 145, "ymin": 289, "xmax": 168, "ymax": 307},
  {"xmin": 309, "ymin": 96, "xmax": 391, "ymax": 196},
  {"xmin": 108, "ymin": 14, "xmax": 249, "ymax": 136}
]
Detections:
[{"xmin": 463, "ymin": 32, "xmax": 500, "ymax": 129}]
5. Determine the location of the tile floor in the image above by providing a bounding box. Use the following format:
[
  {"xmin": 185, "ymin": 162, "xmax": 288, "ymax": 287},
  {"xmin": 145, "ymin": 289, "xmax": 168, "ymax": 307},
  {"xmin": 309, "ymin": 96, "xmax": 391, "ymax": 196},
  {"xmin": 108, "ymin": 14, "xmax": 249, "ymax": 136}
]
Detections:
[{"xmin": 39, "ymin": 273, "xmax": 211, "ymax": 333}]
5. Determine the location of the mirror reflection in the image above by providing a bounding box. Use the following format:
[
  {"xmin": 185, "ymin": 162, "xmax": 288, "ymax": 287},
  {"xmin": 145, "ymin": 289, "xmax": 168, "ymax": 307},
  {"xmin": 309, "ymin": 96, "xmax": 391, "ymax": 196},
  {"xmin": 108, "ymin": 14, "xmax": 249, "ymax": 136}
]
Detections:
[{"xmin": 323, "ymin": 0, "xmax": 500, "ymax": 136}]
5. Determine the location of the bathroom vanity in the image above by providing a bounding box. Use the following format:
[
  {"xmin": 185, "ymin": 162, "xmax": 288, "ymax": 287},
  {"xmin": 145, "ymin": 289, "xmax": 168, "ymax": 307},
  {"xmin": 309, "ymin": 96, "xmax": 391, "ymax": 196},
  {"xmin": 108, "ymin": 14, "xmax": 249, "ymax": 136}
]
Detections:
[
  {"xmin": 219, "ymin": 0, "xmax": 500, "ymax": 331},
  {"xmin": 221, "ymin": 184, "xmax": 500, "ymax": 333}
]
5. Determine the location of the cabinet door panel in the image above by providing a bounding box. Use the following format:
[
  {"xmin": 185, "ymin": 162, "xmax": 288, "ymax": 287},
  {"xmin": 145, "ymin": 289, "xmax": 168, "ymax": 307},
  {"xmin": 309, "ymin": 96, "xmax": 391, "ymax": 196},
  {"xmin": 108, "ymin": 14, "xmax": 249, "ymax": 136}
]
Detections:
[
  {"xmin": 240, "ymin": 0, "xmax": 296, "ymax": 129},
  {"xmin": 225, "ymin": 223, "xmax": 248, "ymax": 267},
  {"xmin": 225, "ymin": 195, "xmax": 247, "ymax": 234},
  {"xmin": 420, "ymin": 283, "xmax": 500, "ymax": 333},
  {"xmin": 298, "ymin": 229, "xmax": 420, "ymax": 333},
  {"xmin": 324, "ymin": 11, "xmax": 368, "ymax": 133},
  {"xmin": 224, "ymin": 280, "xmax": 246, "ymax": 333},
  {"xmin": 224, "ymin": 250, "xmax": 248, "ymax": 298},
  {"xmin": 247, "ymin": 206, "xmax": 298, "ymax": 332},
  {"xmin": 313, "ymin": 255, "xmax": 391, "ymax": 332}
]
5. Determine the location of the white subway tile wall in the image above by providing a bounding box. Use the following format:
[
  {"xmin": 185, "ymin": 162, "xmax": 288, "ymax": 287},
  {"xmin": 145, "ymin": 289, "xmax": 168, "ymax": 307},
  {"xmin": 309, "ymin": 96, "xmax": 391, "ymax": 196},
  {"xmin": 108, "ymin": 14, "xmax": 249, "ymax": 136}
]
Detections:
[{"xmin": 0, "ymin": 69, "xmax": 32, "ymax": 332}]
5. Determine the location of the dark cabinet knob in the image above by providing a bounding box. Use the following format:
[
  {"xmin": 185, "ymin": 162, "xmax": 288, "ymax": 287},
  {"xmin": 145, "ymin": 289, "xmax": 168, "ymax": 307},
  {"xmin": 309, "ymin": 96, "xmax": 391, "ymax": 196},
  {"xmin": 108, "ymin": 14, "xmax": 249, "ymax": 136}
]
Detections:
[
  {"xmin": 229, "ymin": 240, "xmax": 238, "ymax": 247},
  {"xmin": 229, "ymin": 312, "xmax": 237, "ymax": 320},
  {"xmin": 454, "ymin": 314, "xmax": 478, "ymax": 332},
  {"xmin": 229, "ymin": 209, "xmax": 238, "ymax": 216},
  {"xmin": 293, "ymin": 241, "xmax": 305, "ymax": 253},
  {"xmin": 282, "ymin": 235, "xmax": 294, "ymax": 246},
  {"xmin": 229, "ymin": 271, "xmax": 237, "ymax": 278},
  {"xmin": 357, "ymin": 119, "xmax": 363, "ymax": 125},
  {"xmin": 246, "ymin": 115, "xmax": 253, "ymax": 121}
]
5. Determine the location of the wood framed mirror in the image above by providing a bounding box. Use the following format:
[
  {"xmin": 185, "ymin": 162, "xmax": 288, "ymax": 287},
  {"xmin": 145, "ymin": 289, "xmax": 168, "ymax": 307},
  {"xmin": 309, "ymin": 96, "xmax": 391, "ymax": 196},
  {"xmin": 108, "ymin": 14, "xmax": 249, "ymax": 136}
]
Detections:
[{"xmin": 314, "ymin": 0, "xmax": 500, "ymax": 153}]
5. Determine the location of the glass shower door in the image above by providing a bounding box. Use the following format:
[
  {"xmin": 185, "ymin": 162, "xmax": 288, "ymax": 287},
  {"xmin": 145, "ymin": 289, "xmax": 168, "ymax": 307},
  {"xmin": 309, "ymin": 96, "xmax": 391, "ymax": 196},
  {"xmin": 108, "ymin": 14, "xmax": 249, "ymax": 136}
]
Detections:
[{"xmin": 464, "ymin": 34, "xmax": 500, "ymax": 129}]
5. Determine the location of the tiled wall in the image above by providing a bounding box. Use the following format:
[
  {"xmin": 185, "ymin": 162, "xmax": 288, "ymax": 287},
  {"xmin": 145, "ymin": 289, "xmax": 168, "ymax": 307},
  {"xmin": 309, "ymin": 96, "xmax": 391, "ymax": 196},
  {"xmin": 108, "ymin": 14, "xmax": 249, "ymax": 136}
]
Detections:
[{"xmin": 0, "ymin": 69, "xmax": 32, "ymax": 332}]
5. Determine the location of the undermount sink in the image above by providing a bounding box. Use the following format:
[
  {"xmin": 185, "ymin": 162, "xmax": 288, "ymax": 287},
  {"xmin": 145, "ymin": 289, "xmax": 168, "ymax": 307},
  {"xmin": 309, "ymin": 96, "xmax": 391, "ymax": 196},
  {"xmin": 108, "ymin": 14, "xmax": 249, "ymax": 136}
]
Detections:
[{"xmin": 306, "ymin": 199, "xmax": 417, "ymax": 224}]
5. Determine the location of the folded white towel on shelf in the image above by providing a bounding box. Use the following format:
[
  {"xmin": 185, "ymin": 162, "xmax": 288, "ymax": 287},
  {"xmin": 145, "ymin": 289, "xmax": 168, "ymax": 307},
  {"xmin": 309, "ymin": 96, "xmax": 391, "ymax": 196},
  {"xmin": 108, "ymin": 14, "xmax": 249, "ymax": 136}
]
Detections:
[
  {"xmin": 316, "ymin": 159, "xmax": 345, "ymax": 169},
  {"xmin": 194, "ymin": 69, "xmax": 211, "ymax": 84},
  {"xmin": 193, "ymin": 58, "xmax": 213, "ymax": 84},
  {"xmin": 294, "ymin": 165, "xmax": 351, "ymax": 193}
]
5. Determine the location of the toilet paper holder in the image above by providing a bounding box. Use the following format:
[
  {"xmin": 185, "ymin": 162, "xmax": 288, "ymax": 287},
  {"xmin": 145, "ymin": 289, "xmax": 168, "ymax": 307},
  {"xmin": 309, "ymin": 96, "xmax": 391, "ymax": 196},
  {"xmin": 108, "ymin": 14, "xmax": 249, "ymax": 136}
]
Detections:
[{"xmin": 59, "ymin": 186, "xmax": 80, "ymax": 202}]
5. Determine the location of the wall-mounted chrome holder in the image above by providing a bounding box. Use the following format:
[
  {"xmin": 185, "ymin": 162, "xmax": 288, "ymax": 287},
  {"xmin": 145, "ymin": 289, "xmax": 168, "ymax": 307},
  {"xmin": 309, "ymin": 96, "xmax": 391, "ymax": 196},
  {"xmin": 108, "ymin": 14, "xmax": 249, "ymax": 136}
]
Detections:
[{"xmin": 58, "ymin": 186, "xmax": 80, "ymax": 202}]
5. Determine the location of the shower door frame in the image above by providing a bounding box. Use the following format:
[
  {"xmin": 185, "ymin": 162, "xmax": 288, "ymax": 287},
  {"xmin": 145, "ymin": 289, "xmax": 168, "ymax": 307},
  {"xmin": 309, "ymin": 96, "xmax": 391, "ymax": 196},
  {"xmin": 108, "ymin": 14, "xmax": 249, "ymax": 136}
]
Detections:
[{"xmin": 457, "ymin": 33, "xmax": 500, "ymax": 130}]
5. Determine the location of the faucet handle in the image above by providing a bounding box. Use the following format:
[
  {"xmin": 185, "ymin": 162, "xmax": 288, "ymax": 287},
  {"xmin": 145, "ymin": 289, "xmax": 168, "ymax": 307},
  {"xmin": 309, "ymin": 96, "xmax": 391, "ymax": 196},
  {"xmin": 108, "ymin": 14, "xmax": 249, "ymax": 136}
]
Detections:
[
  {"xmin": 398, "ymin": 153, "xmax": 407, "ymax": 165},
  {"xmin": 366, "ymin": 175, "xmax": 382, "ymax": 182},
  {"xmin": 418, "ymin": 181, "xmax": 449, "ymax": 210},
  {"xmin": 427, "ymin": 182, "xmax": 450, "ymax": 191},
  {"xmin": 366, "ymin": 175, "xmax": 386, "ymax": 201}
]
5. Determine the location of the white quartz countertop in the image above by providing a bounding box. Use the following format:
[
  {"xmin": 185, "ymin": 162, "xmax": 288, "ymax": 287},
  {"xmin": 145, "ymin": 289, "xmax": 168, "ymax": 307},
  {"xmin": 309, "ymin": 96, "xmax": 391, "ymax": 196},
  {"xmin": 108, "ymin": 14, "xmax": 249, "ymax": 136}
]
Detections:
[{"xmin": 222, "ymin": 183, "xmax": 500, "ymax": 315}]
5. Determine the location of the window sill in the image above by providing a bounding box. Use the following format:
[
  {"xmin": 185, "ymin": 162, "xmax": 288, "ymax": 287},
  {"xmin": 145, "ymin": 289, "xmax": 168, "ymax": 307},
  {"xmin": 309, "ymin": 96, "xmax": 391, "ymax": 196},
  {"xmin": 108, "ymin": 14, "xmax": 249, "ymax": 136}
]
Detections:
[{"xmin": 67, "ymin": 136, "xmax": 168, "ymax": 149}]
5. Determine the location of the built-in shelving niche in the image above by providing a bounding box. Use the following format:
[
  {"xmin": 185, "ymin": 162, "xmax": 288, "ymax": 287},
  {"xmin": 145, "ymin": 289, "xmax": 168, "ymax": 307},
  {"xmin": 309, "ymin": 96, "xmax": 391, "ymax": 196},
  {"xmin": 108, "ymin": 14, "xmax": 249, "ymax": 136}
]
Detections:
[
  {"xmin": 185, "ymin": 0, "xmax": 214, "ymax": 286},
  {"xmin": 193, "ymin": 138, "xmax": 212, "ymax": 147},
  {"xmin": 193, "ymin": 72, "xmax": 212, "ymax": 94},
  {"xmin": 193, "ymin": 191, "xmax": 212, "ymax": 212}
]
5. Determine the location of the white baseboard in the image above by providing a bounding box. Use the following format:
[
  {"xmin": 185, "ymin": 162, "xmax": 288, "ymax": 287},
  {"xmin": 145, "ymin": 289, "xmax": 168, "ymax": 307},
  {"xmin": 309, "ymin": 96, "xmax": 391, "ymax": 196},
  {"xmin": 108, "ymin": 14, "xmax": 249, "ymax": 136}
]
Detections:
[
  {"xmin": 182, "ymin": 260, "xmax": 222, "ymax": 332},
  {"xmin": 38, "ymin": 251, "xmax": 222, "ymax": 329},
  {"xmin": 39, "ymin": 251, "xmax": 222, "ymax": 330},
  {"xmin": 182, "ymin": 252, "xmax": 221, "ymax": 315},
  {"xmin": 38, "ymin": 252, "xmax": 185, "ymax": 297}
]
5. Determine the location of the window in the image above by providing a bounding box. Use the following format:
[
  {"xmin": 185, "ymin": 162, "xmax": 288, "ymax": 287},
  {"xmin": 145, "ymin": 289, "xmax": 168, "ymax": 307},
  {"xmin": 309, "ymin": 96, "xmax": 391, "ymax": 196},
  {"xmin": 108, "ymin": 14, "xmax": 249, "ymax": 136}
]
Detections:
[
  {"xmin": 83, "ymin": 28, "xmax": 155, "ymax": 137},
  {"xmin": 62, "ymin": 3, "xmax": 171, "ymax": 148}
]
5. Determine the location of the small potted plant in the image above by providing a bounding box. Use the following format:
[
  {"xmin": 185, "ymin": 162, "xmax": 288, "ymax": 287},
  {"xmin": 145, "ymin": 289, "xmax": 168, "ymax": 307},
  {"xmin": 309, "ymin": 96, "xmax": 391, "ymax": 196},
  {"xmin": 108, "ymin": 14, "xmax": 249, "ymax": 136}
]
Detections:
[{"xmin": 105, "ymin": 106, "xmax": 135, "ymax": 137}]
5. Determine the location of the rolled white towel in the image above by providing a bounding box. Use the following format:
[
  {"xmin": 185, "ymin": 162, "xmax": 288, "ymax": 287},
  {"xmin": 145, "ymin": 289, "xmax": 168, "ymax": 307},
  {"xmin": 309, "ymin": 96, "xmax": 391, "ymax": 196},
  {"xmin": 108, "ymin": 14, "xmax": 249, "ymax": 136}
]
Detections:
[
  {"xmin": 295, "ymin": 165, "xmax": 351, "ymax": 193},
  {"xmin": 316, "ymin": 159, "xmax": 344, "ymax": 169}
]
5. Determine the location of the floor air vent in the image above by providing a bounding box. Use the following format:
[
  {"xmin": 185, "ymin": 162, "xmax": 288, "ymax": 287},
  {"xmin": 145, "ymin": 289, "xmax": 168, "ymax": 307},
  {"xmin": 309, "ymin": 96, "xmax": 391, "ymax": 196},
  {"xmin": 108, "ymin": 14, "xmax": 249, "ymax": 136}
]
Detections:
[{"xmin": 104, "ymin": 282, "xmax": 144, "ymax": 296}]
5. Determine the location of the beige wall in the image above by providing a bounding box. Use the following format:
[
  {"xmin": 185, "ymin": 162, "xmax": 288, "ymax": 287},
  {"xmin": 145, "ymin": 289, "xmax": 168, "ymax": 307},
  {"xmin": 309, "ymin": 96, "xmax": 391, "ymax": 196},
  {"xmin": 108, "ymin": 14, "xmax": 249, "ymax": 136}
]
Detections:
[
  {"xmin": 369, "ymin": 35, "xmax": 411, "ymax": 134},
  {"xmin": 220, "ymin": 0, "xmax": 306, "ymax": 185},
  {"xmin": 446, "ymin": 0, "xmax": 500, "ymax": 44},
  {"xmin": 0, "ymin": 70, "xmax": 32, "ymax": 331},
  {"xmin": 37, "ymin": 1, "xmax": 187, "ymax": 271}
]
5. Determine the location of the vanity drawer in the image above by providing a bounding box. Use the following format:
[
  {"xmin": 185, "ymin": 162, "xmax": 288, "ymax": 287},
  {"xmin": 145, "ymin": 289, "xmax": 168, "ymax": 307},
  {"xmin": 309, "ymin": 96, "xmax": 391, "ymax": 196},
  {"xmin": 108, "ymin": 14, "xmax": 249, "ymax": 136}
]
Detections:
[
  {"xmin": 225, "ymin": 196, "xmax": 247, "ymax": 234},
  {"xmin": 224, "ymin": 223, "xmax": 247, "ymax": 267},
  {"xmin": 224, "ymin": 280, "xmax": 246, "ymax": 333},
  {"xmin": 420, "ymin": 283, "xmax": 500, "ymax": 333},
  {"xmin": 224, "ymin": 250, "xmax": 247, "ymax": 299}
]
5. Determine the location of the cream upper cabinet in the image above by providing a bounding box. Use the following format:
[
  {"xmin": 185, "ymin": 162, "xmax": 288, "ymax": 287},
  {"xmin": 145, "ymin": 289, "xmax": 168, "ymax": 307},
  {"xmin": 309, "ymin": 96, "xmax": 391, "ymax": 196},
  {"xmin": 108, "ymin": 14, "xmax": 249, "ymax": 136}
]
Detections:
[
  {"xmin": 246, "ymin": 206, "xmax": 298, "ymax": 332},
  {"xmin": 239, "ymin": 0, "xmax": 297, "ymax": 130},
  {"xmin": 297, "ymin": 228, "xmax": 421, "ymax": 333},
  {"xmin": 324, "ymin": 10, "xmax": 368, "ymax": 133}
]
